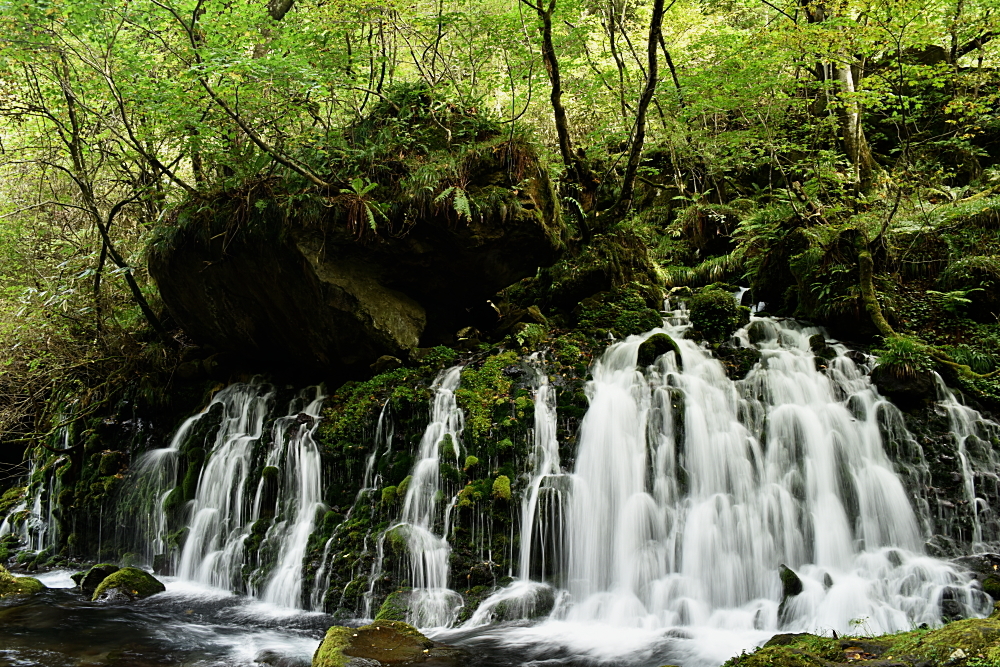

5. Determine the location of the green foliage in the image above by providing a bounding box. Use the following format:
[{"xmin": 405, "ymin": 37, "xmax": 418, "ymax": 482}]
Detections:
[
  {"xmin": 874, "ymin": 335, "xmax": 936, "ymax": 379},
  {"xmin": 688, "ymin": 289, "xmax": 749, "ymax": 342},
  {"xmin": 455, "ymin": 351, "xmax": 518, "ymax": 447},
  {"xmin": 577, "ymin": 284, "xmax": 663, "ymax": 338},
  {"xmin": 491, "ymin": 475, "xmax": 512, "ymax": 502},
  {"xmin": 380, "ymin": 486, "xmax": 398, "ymax": 505}
]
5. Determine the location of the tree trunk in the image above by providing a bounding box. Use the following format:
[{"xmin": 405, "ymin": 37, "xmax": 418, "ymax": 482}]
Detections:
[{"xmin": 835, "ymin": 58, "xmax": 873, "ymax": 193}]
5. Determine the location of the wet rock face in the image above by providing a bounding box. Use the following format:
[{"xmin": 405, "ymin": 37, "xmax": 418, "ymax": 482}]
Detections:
[
  {"xmin": 150, "ymin": 167, "xmax": 561, "ymax": 379},
  {"xmin": 79, "ymin": 563, "xmax": 119, "ymax": 598}
]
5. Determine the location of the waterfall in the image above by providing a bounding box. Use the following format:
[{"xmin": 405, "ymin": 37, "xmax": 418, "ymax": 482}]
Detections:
[
  {"xmin": 259, "ymin": 388, "xmax": 326, "ymax": 608},
  {"xmin": 176, "ymin": 384, "xmax": 276, "ymax": 589},
  {"xmin": 392, "ymin": 365, "xmax": 466, "ymax": 627},
  {"xmin": 518, "ymin": 355, "xmax": 565, "ymax": 583},
  {"xmin": 934, "ymin": 375, "xmax": 1000, "ymax": 550},
  {"xmin": 459, "ymin": 310, "xmax": 991, "ymax": 645},
  {"xmin": 464, "ymin": 355, "xmax": 567, "ymax": 626},
  {"xmin": 0, "ymin": 455, "xmax": 61, "ymax": 553}
]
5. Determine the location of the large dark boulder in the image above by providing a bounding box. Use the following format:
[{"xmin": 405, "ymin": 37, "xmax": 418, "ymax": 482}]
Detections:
[{"xmin": 150, "ymin": 144, "xmax": 562, "ymax": 379}]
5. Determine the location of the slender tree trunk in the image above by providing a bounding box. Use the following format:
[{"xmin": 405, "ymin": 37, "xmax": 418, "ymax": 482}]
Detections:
[
  {"xmin": 521, "ymin": 0, "xmax": 599, "ymax": 238},
  {"xmin": 835, "ymin": 58, "xmax": 873, "ymax": 193},
  {"xmin": 615, "ymin": 0, "xmax": 665, "ymax": 212}
]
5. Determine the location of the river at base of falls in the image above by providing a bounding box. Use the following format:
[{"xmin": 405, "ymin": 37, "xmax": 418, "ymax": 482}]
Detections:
[
  {"xmin": 0, "ymin": 571, "xmax": 739, "ymax": 667},
  {"xmin": 0, "ymin": 569, "xmax": 776, "ymax": 667}
]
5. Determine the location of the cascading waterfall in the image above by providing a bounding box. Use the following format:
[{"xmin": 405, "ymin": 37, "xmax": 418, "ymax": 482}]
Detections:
[
  {"xmin": 259, "ymin": 388, "xmax": 326, "ymax": 607},
  {"xmin": 934, "ymin": 375, "xmax": 1000, "ymax": 550},
  {"xmin": 392, "ymin": 365, "xmax": 466, "ymax": 627},
  {"xmin": 0, "ymin": 455, "xmax": 61, "ymax": 552},
  {"xmin": 128, "ymin": 381, "xmax": 331, "ymax": 609},
  {"xmin": 176, "ymin": 384, "xmax": 276, "ymax": 589},
  {"xmin": 87, "ymin": 298, "xmax": 999, "ymax": 662},
  {"xmin": 459, "ymin": 310, "xmax": 992, "ymax": 658},
  {"xmin": 465, "ymin": 354, "xmax": 568, "ymax": 626}
]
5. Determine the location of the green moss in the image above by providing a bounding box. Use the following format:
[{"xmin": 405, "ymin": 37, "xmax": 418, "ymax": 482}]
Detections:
[
  {"xmin": 455, "ymin": 351, "xmax": 518, "ymax": 446},
  {"xmin": 492, "ymin": 475, "xmax": 511, "ymax": 501},
  {"xmin": 380, "ymin": 485, "xmax": 397, "ymax": 505},
  {"xmin": 312, "ymin": 625, "xmax": 353, "ymax": 667},
  {"xmin": 0, "ymin": 565, "xmax": 45, "ymax": 598},
  {"xmin": 374, "ymin": 589, "xmax": 410, "ymax": 621},
  {"xmin": 689, "ymin": 288, "xmax": 749, "ymax": 342},
  {"xmin": 457, "ymin": 483, "xmax": 483, "ymax": 508},
  {"xmin": 637, "ymin": 333, "xmax": 682, "ymax": 367},
  {"xmin": 984, "ymin": 574, "xmax": 1000, "ymax": 600},
  {"xmin": 577, "ymin": 284, "xmax": 663, "ymax": 338},
  {"xmin": 182, "ymin": 447, "xmax": 205, "ymax": 501},
  {"xmin": 725, "ymin": 604, "xmax": 1000, "ymax": 667},
  {"xmin": 162, "ymin": 486, "xmax": 184, "ymax": 513},
  {"xmin": 0, "ymin": 486, "xmax": 25, "ymax": 518},
  {"xmin": 261, "ymin": 466, "xmax": 279, "ymax": 480},
  {"xmin": 91, "ymin": 567, "xmax": 165, "ymax": 601},
  {"xmin": 463, "ymin": 455, "xmax": 479, "ymax": 470},
  {"xmin": 397, "ymin": 475, "xmax": 412, "ymax": 499}
]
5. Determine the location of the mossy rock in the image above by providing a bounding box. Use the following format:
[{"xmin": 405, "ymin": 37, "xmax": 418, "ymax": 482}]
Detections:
[
  {"xmin": 638, "ymin": 333, "xmax": 682, "ymax": 368},
  {"xmin": 984, "ymin": 574, "xmax": 1000, "ymax": 600},
  {"xmin": 716, "ymin": 345, "xmax": 761, "ymax": 380},
  {"xmin": 92, "ymin": 567, "xmax": 165, "ymax": 602},
  {"xmin": 0, "ymin": 565, "xmax": 45, "ymax": 598},
  {"xmin": 374, "ymin": 589, "xmax": 410, "ymax": 621},
  {"xmin": 724, "ymin": 603, "xmax": 1000, "ymax": 667},
  {"xmin": 313, "ymin": 620, "xmax": 465, "ymax": 666},
  {"xmin": 80, "ymin": 563, "xmax": 120, "ymax": 597},
  {"xmin": 689, "ymin": 288, "xmax": 749, "ymax": 343}
]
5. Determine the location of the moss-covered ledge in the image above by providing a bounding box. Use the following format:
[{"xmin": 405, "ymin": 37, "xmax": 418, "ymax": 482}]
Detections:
[
  {"xmin": 313, "ymin": 620, "xmax": 466, "ymax": 666},
  {"xmin": 726, "ymin": 603, "xmax": 1000, "ymax": 667}
]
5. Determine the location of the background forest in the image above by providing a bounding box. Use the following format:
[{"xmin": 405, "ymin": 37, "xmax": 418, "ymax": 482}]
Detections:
[{"xmin": 0, "ymin": 0, "xmax": 999, "ymax": 480}]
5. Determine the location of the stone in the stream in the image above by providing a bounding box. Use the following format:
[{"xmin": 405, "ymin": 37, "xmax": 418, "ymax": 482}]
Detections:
[
  {"xmin": 313, "ymin": 620, "xmax": 466, "ymax": 666},
  {"xmin": 91, "ymin": 567, "xmax": 165, "ymax": 602},
  {"xmin": 0, "ymin": 565, "xmax": 45, "ymax": 598},
  {"xmin": 80, "ymin": 563, "xmax": 119, "ymax": 597}
]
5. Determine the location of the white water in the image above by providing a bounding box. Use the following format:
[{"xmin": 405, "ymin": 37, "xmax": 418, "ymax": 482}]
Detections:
[
  {"xmin": 934, "ymin": 375, "xmax": 1000, "ymax": 550},
  {"xmin": 392, "ymin": 365, "xmax": 466, "ymax": 627},
  {"xmin": 0, "ymin": 455, "xmax": 61, "ymax": 552},
  {"xmin": 259, "ymin": 388, "xmax": 326, "ymax": 608},
  {"xmin": 445, "ymin": 311, "xmax": 993, "ymax": 665},
  {"xmin": 176, "ymin": 384, "xmax": 276, "ymax": 590}
]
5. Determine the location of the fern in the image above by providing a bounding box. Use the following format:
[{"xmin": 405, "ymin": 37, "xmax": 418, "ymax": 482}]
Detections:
[
  {"xmin": 943, "ymin": 344, "xmax": 997, "ymax": 374},
  {"xmin": 663, "ymin": 250, "xmax": 745, "ymax": 287},
  {"xmin": 434, "ymin": 186, "xmax": 473, "ymax": 222}
]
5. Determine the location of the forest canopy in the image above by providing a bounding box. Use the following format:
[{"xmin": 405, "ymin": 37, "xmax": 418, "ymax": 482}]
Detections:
[{"xmin": 0, "ymin": 0, "xmax": 998, "ymax": 454}]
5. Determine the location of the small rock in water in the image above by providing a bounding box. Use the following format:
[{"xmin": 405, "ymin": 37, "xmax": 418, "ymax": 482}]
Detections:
[{"xmin": 254, "ymin": 649, "xmax": 311, "ymax": 667}]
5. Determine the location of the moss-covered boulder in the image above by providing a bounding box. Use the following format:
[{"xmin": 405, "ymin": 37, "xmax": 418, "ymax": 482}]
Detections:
[
  {"xmin": 91, "ymin": 567, "xmax": 165, "ymax": 602},
  {"xmin": 638, "ymin": 333, "xmax": 682, "ymax": 368},
  {"xmin": 149, "ymin": 97, "xmax": 563, "ymax": 379},
  {"xmin": 726, "ymin": 603, "xmax": 1000, "ymax": 667},
  {"xmin": 0, "ymin": 565, "xmax": 45, "ymax": 598},
  {"xmin": 688, "ymin": 288, "xmax": 750, "ymax": 342},
  {"xmin": 313, "ymin": 620, "xmax": 465, "ymax": 666},
  {"xmin": 80, "ymin": 563, "xmax": 119, "ymax": 597}
]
